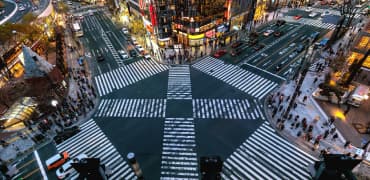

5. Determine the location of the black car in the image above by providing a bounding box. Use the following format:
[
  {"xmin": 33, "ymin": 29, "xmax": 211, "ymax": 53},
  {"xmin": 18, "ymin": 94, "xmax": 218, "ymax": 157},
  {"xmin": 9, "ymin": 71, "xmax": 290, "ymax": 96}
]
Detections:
[
  {"xmin": 231, "ymin": 49, "xmax": 242, "ymax": 56},
  {"xmin": 53, "ymin": 126, "xmax": 81, "ymax": 144},
  {"xmin": 129, "ymin": 50, "xmax": 137, "ymax": 57},
  {"xmin": 276, "ymin": 20, "xmax": 286, "ymax": 26},
  {"xmin": 97, "ymin": 51, "xmax": 104, "ymax": 61},
  {"xmin": 253, "ymin": 44, "xmax": 265, "ymax": 51}
]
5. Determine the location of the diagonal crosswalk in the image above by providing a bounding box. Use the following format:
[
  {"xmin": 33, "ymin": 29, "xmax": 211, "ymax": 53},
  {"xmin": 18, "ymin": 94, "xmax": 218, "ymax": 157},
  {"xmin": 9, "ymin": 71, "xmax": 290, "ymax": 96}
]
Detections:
[
  {"xmin": 299, "ymin": 18, "xmax": 336, "ymax": 30},
  {"xmin": 94, "ymin": 60, "xmax": 169, "ymax": 96},
  {"xmin": 95, "ymin": 98, "xmax": 166, "ymax": 118},
  {"xmin": 192, "ymin": 99, "xmax": 264, "ymax": 120},
  {"xmin": 193, "ymin": 57, "xmax": 278, "ymax": 100},
  {"xmin": 56, "ymin": 119, "xmax": 136, "ymax": 180},
  {"xmin": 222, "ymin": 121, "xmax": 317, "ymax": 179},
  {"xmin": 160, "ymin": 118, "xmax": 199, "ymax": 180},
  {"xmin": 167, "ymin": 65, "xmax": 192, "ymax": 100}
]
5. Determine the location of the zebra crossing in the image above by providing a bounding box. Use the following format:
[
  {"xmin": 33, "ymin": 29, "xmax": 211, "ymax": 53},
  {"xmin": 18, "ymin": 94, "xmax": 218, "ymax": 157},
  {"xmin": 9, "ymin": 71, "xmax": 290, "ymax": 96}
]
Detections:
[
  {"xmin": 300, "ymin": 18, "xmax": 336, "ymax": 30},
  {"xmin": 160, "ymin": 118, "xmax": 199, "ymax": 179},
  {"xmin": 101, "ymin": 31, "xmax": 123, "ymax": 65},
  {"xmin": 56, "ymin": 119, "xmax": 136, "ymax": 180},
  {"xmin": 222, "ymin": 121, "xmax": 317, "ymax": 179},
  {"xmin": 95, "ymin": 98, "xmax": 166, "ymax": 118},
  {"xmin": 309, "ymin": 58, "xmax": 326, "ymax": 72},
  {"xmin": 192, "ymin": 99, "xmax": 264, "ymax": 120},
  {"xmin": 299, "ymin": 7, "xmax": 362, "ymax": 19},
  {"xmin": 193, "ymin": 57, "xmax": 278, "ymax": 100},
  {"xmin": 94, "ymin": 60, "xmax": 169, "ymax": 96},
  {"xmin": 167, "ymin": 65, "xmax": 192, "ymax": 100}
]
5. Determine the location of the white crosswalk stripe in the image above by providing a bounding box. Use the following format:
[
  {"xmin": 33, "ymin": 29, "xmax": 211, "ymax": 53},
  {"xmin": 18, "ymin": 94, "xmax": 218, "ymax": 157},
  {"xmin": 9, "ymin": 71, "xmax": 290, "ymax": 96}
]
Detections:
[
  {"xmin": 298, "ymin": 7, "xmax": 362, "ymax": 19},
  {"xmin": 192, "ymin": 99, "xmax": 265, "ymax": 120},
  {"xmin": 299, "ymin": 18, "xmax": 336, "ymax": 30},
  {"xmin": 56, "ymin": 119, "xmax": 136, "ymax": 179},
  {"xmin": 193, "ymin": 57, "xmax": 278, "ymax": 100},
  {"xmin": 95, "ymin": 99, "xmax": 166, "ymax": 118},
  {"xmin": 167, "ymin": 65, "xmax": 192, "ymax": 100},
  {"xmin": 160, "ymin": 118, "xmax": 199, "ymax": 179},
  {"xmin": 222, "ymin": 121, "xmax": 318, "ymax": 179},
  {"xmin": 94, "ymin": 60, "xmax": 169, "ymax": 96},
  {"xmin": 309, "ymin": 58, "xmax": 326, "ymax": 72}
]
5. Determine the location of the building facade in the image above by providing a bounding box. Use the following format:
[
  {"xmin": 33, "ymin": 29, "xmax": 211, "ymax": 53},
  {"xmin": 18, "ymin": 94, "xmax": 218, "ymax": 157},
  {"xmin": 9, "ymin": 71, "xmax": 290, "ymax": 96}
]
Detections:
[{"xmin": 126, "ymin": 0, "xmax": 257, "ymax": 62}]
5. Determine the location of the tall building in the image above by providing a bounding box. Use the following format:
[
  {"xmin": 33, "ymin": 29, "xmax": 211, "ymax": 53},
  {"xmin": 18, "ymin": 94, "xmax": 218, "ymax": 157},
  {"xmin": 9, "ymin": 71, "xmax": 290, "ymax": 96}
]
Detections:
[{"xmin": 126, "ymin": 0, "xmax": 257, "ymax": 62}]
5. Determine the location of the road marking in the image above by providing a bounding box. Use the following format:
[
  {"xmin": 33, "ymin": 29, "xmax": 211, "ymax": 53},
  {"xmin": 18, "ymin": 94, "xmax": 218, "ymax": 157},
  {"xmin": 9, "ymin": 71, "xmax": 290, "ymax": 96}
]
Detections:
[
  {"xmin": 243, "ymin": 63, "xmax": 285, "ymax": 81},
  {"xmin": 33, "ymin": 150, "xmax": 48, "ymax": 180}
]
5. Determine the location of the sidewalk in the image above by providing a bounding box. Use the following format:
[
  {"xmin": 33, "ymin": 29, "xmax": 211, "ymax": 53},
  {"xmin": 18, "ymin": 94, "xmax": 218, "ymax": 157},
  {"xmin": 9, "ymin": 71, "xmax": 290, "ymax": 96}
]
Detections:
[
  {"xmin": 265, "ymin": 21, "xmax": 370, "ymax": 177},
  {"xmin": 0, "ymin": 23, "xmax": 99, "ymax": 166}
]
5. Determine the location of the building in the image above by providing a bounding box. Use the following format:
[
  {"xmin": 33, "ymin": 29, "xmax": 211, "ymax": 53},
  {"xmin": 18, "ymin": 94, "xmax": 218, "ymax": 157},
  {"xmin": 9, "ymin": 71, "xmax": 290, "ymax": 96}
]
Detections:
[
  {"xmin": 125, "ymin": 0, "xmax": 257, "ymax": 62},
  {"xmin": 347, "ymin": 22, "xmax": 370, "ymax": 69}
]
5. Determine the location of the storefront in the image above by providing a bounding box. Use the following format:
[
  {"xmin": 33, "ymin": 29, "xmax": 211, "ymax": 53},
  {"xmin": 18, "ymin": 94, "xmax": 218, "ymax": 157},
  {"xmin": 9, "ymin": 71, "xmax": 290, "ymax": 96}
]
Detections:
[{"xmin": 0, "ymin": 97, "xmax": 37, "ymax": 131}]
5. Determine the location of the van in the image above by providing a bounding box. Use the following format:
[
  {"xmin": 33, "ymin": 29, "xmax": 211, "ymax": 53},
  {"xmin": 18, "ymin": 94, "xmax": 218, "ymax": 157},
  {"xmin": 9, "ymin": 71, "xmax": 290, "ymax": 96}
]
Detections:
[
  {"xmin": 45, "ymin": 151, "xmax": 70, "ymax": 170},
  {"xmin": 56, "ymin": 154, "xmax": 88, "ymax": 179}
]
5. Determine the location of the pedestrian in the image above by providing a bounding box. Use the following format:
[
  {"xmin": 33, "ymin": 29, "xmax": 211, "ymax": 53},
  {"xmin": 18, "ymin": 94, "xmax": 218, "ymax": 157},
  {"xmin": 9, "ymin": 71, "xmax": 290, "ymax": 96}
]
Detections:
[
  {"xmin": 329, "ymin": 116, "xmax": 336, "ymax": 126},
  {"xmin": 295, "ymin": 122, "xmax": 300, "ymax": 129},
  {"xmin": 323, "ymin": 130, "xmax": 329, "ymax": 139},
  {"xmin": 344, "ymin": 141, "xmax": 351, "ymax": 148},
  {"xmin": 308, "ymin": 125, "xmax": 313, "ymax": 133},
  {"xmin": 344, "ymin": 105, "xmax": 351, "ymax": 115},
  {"xmin": 303, "ymin": 95, "xmax": 307, "ymax": 102},
  {"xmin": 313, "ymin": 77, "xmax": 318, "ymax": 84},
  {"xmin": 293, "ymin": 102, "xmax": 298, "ymax": 109},
  {"xmin": 332, "ymin": 133, "xmax": 338, "ymax": 141},
  {"xmin": 330, "ymin": 127, "xmax": 336, "ymax": 134}
]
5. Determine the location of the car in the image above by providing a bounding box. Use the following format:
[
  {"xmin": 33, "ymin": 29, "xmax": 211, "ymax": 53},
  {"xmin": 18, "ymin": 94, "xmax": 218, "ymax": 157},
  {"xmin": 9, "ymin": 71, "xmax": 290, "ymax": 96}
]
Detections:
[
  {"xmin": 289, "ymin": 52, "xmax": 298, "ymax": 58},
  {"xmin": 96, "ymin": 51, "xmax": 104, "ymax": 61},
  {"xmin": 45, "ymin": 152, "xmax": 70, "ymax": 170},
  {"xmin": 294, "ymin": 15, "xmax": 302, "ymax": 20},
  {"xmin": 231, "ymin": 41, "xmax": 243, "ymax": 48},
  {"xmin": 275, "ymin": 63, "xmax": 283, "ymax": 71},
  {"xmin": 67, "ymin": 1, "xmax": 72, "ymax": 5},
  {"xmin": 309, "ymin": 12, "xmax": 318, "ymax": 17},
  {"xmin": 296, "ymin": 44, "xmax": 305, "ymax": 52},
  {"xmin": 354, "ymin": 4, "xmax": 362, "ymax": 8},
  {"xmin": 305, "ymin": 7, "xmax": 313, "ymax": 12},
  {"xmin": 56, "ymin": 154, "xmax": 88, "ymax": 179},
  {"xmin": 18, "ymin": 6, "xmax": 25, "ymax": 11},
  {"xmin": 263, "ymin": 29, "xmax": 274, "ymax": 36},
  {"xmin": 273, "ymin": 31, "xmax": 282, "ymax": 37},
  {"xmin": 330, "ymin": 0, "xmax": 337, "ymax": 5},
  {"xmin": 144, "ymin": 54, "xmax": 151, "ymax": 60},
  {"xmin": 248, "ymin": 38, "xmax": 258, "ymax": 46},
  {"xmin": 213, "ymin": 49, "xmax": 227, "ymax": 58},
  {"xmin": 278, "ymin": 48, "xmax": 289, "ymax": 55},
  {"xmin": 118, "ymin": 50, "xmax": 128, "ymax": 59},
  {"xmin": 53, "ymin": 126, "xmax": 80, "ymax": 144},
  {"xmin": 253, "ymin": 44, "xmax": 265, "ymax": 51},
  {"xmin": 129, "ymin": 49, "xmax": 137, "ymax": 57},
  {"xmin": 310, "ymin": 31, "xmax": 320, "ymax": 40},
  {"xmin": 122, "ymin": 27, "xmax": 129, "ymax": 34},
  {"xmin": 275, "ymin": 20, "xmax": 286, "ymax": 26},
  {"xmin": 300, "ymin": 35, "xmax": 307, "ymax": 41},
  {"xmin": 260, "ymin": 53, "xmax": 268, "ymax": 57},
  {"xmin": 321, "ymin": 11, "xmax": 330, "ymax": 17},
  {"xmin": 289, "ymin": 43, "xmax": 296, "ymax": 47},
  {"xmin": 230, "ymin": 49, "xmax": 242, "ymax": 56}
]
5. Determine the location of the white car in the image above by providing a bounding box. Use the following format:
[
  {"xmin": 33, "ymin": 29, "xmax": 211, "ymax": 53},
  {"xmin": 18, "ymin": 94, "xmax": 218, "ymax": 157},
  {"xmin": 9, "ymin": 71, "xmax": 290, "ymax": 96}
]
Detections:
[
  {"xmin": 67, "ymin": 1, "xmax": 72, "ymax": 5},
  {"xmin": 56, "ymin": 154, "xmax": 88, "ymax": 179},
  {"xmin": 261, "ymin": 53, "xmax": 268, "ymax": 57},
  {"xmin": 18, "ymin": 6, "xmax": 25, "ymax": 11},
  {"xmin": 122, "ymin": 27, "xmax": 129, "ymax": 34},
  {"xmin": 305, "ymin": 7, "xmax": 313, "ymax": 12},
  {"xmin": 279, "ymin": 48, "xmax": 289, "ymax": 55},
  {"xmin": 118, "ymin": 50, "xmax": 128, "ymax": 59},
  {"xmin": 321, "ymin": 11, "xmax": 331, "ymax": 17},
  {"xmin": 309, "ymin": 12, "xmax": 318, "ymax": 17},
  {"xmin": 144, "ymin": 54, "xmax": 151, "ymax": 60},
  {"xmin": 263, "ymin": 29, "xmax": 274, "ymax": 37},
  {"xmin": 289, "ymin": 43, "xmax": 296, "ymax": 47},
  {"xmin": 289, "ymin": 52, "xmax": 298, "ymax": 58},
  {"xmin": 136, "ymin": 46, "xmax": 144, "ymax": 53}
]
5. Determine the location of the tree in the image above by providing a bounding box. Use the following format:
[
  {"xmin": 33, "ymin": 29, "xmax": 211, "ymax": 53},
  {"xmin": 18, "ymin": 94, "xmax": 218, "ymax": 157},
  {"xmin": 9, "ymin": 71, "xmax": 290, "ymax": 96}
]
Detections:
[{"xmin": 21, "ymin": 13, "xmax": 37, "ymax": 24}]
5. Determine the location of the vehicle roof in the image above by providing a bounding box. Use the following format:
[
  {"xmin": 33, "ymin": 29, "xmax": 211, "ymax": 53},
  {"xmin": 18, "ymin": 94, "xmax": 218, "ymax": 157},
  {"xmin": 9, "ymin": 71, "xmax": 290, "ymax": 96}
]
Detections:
[{"xmin": 46, "ymin": 153, "xmax": 63, "ymax": 165}]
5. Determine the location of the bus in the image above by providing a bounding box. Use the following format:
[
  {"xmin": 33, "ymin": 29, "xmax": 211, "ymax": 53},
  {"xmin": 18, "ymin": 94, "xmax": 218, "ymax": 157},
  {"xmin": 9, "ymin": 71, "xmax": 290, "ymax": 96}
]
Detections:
[{"xmin": 72, "ymin": 23, "xmax": 83, "ymax": 37}]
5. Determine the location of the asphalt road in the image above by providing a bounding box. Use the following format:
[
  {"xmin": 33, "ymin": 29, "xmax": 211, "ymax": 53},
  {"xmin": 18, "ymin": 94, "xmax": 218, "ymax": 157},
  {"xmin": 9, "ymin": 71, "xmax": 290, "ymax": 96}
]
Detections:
[
  {"xmin": 8, "ymin": 0, "xmax": 33, "ymax": 23},
  {"xmin": 78, "ymin": 10, "xmax": 142, "ymax": 76},
  {"xmin": 40, "ymin": 7, "xmax": 322, "ymax": 179},
  {"xmin": 0, "ymin": 0, "xmax": 16, "ymax": 21}
]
